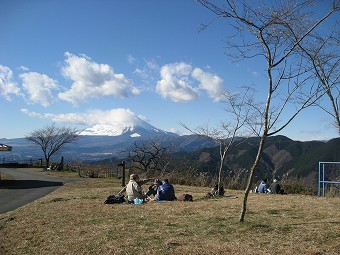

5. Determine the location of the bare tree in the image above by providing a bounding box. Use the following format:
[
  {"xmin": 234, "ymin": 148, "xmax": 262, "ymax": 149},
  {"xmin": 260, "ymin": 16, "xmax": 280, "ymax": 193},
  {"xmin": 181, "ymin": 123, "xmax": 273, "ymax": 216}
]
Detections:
[
  {"xmin": 197, "ymin": 0, "xmax": 339, "ymax": 222},
  {"xmin": 297, "ymin": 29, "xmax": 340, "ymax": 134},
  {"xmin": 125, "ymin": 139, "xmax": 172, "ymax": 176},
  {"xmin": 182, "ymin": 89, "xmax": 253, "ymax": 194},
  {"xmin": 26, "ymin": 125, "xmax": 80, "ymax": 169}
]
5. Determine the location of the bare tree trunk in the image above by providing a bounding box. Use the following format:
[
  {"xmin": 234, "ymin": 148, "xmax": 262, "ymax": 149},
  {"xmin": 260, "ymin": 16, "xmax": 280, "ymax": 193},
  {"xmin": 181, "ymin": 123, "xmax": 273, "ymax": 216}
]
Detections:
[
  {"xmin": 217, "ymin": 148, "xmax": 224, "ymax": 195},
  {"xmin": 240, "ymin": 61, "xmax": 272, "ymax": 222},
  {"xmin": 239, "ymin": 136, "xmax": 266, "ymax": 222},
  {"xmin": 326, "ymin": 90, "xmax": 340, "ymax": 135}
]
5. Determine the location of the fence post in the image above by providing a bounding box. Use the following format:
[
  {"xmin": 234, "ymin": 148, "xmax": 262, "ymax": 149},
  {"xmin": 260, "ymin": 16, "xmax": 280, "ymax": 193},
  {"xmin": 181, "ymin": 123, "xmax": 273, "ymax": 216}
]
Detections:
[
  {"xmin": 118, "ymin": 161, "xmax": 126, "ymax": 187},
  {"xmin": 318, "ymin": 162, "xmax": 340, "ymax": 197}
]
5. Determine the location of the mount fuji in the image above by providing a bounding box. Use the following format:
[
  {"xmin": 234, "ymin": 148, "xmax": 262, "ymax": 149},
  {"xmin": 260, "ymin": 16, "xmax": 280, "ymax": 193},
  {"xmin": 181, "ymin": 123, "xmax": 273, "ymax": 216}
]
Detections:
[
  {"xmin": 78, "ymin": 108, "xmax": 176, "ymax": 138},
  {"xmin": 80, "ymin": 119, "xmax": 175, "ymax": 138},
  {"xmin": 0, "ymin": 114, "xmax": 217, "ymax": 163}
]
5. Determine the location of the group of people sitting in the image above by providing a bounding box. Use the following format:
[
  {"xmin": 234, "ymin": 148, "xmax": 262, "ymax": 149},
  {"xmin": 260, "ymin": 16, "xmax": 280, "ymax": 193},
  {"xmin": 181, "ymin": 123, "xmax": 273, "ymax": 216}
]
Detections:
[
  {"xmin": 115, "ymin": 174, "xmax": 287, "ymax": 205},
  {"xmin": 206, "ymin": 184, "xmax": 225, "ymax": 197},
  {"xmin": 256, "ymin": 178, "xmax": 284, "ymax": 194},
  {"xmin": 119, "ymin": 174, "xmax": 176, "ymax": 204}
]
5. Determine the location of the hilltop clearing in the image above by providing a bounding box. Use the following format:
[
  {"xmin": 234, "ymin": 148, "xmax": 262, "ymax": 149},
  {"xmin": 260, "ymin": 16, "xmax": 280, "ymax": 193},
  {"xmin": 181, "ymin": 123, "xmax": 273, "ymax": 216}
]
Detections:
[{"xmin": 1, "ymin": 176, "xmax": 339, "ymax": 255}]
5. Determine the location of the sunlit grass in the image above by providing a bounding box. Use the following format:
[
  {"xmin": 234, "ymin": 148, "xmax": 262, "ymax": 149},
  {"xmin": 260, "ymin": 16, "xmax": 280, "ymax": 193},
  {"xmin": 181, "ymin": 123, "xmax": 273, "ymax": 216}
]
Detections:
[{"xmin": 1, "ymin": 177, "xmax": 339, "ymax": 255}]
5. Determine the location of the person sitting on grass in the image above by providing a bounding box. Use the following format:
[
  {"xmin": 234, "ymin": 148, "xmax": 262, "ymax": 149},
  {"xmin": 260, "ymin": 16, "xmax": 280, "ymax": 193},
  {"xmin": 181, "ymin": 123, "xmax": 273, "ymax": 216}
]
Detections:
[
  {"xmin": 207, "ymin": 184, "xmax": 225, "ymax": 197},
  {"xmin": 257, "ymin": 178, "xmax": 268, "ymax": 193},
  {"xmin": 155, "ymin": 179, "xmax": 176, "ymax": 201},
  {"xmin": 120, "ymin": 174, "xmax": 153, "ymax": 203},
  {"xmin": 269, "ymin": 178, "xmax": 281, "ymax": 194},
  {"xmin": 145, "ymin": 178, "xmax": 162, "ymax": 198}
]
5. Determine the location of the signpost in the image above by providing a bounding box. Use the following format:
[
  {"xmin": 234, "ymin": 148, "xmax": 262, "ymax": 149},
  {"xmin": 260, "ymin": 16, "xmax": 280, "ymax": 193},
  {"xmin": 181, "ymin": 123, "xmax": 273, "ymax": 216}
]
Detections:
[{"xmin": 118, "ymin": 161, "xmax": 126, "ymax": 187}]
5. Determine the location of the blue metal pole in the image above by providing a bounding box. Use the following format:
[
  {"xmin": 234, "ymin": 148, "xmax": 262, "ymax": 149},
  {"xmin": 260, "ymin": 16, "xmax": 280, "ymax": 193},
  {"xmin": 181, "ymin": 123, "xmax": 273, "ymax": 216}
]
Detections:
[
  {"xmin": 322, "ymin": 163, "xmax": 325, "ymax": 197},
  {"xmin": 318, "ymin": 162, "xmax": 321, "ymax": 196}
]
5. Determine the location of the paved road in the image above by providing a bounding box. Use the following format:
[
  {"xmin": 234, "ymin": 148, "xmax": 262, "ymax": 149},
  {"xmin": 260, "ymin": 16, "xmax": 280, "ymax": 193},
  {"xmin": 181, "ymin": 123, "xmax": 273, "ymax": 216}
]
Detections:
[{"xmin": 0, "ymin": 168, "xmax": 79, "ymax": 214}]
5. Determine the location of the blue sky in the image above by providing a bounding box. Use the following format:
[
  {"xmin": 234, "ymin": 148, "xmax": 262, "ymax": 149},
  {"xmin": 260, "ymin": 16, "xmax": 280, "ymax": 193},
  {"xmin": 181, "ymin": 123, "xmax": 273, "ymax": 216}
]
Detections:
[{"xmin": 0, "ymin": 0, "xmax": 338, "ymax": 141}]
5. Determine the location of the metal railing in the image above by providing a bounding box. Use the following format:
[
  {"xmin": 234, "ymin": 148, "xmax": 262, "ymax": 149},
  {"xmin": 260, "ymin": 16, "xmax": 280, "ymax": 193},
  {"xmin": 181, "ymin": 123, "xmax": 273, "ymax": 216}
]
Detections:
[{"xmin": 318, "ymin": 162, "xmax": 340, "ymax": 197}]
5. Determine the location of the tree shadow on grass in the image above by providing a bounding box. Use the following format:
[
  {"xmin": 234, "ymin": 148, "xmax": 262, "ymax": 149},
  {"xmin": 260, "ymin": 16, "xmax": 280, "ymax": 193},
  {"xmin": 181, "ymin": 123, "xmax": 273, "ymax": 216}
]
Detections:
[{"xmin": 0, "ymin": 180, "xmax": 63, "ymax": 189}]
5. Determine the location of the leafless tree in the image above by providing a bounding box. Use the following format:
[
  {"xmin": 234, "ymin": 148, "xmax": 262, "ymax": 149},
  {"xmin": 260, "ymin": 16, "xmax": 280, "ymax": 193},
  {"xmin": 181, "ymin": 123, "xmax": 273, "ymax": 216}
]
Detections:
[
  {"xmin": 125, "ymin": 139, "xmax": 172, "ymax": 176},
  {"xmin": 197, "ymin": 0, "xmax": 339, "ymax": 222},
  {"xmin": 297, "ymin": 29, "xmax": 340, "ymax": 134},
  {"xmin": 182, "ymin": 88, "xmax": 253, "ymax": 195},
  {"xmin": 26, "ymin": 125, "xmax": 80, "ymax": 169}
]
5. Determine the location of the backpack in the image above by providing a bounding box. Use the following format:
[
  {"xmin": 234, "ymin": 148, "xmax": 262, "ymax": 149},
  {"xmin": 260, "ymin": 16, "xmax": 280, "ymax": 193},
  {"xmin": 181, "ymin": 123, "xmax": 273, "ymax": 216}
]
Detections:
[
  {"xmin": 177, "ymin": 194, "xmax": 193, "ymax": 202},
  {"xmin": 104, "ymin": 194, "xmax": 125, "ymax": 204}
]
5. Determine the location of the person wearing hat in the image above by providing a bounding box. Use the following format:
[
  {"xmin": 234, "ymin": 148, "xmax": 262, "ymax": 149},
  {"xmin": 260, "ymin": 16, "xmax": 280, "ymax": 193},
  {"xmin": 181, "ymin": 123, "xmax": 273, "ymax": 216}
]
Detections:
[
  {"xmin": 269, "ymin": 178, "xmax": 281, "ymax": 194},
  {"xmin": 145, "ymin": 178, "xmax": 162, "ymax": 198},
  {"xmin": 124, "ymin": 174, "xmax": 153, "ymax": 203}
]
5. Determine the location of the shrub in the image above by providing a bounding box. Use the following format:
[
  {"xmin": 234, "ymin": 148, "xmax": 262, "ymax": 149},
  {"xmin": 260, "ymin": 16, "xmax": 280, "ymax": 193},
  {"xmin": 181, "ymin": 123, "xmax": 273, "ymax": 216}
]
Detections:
[{"xmin": 281, "ymin": 178, "xmax": 317, "ymax": 195}]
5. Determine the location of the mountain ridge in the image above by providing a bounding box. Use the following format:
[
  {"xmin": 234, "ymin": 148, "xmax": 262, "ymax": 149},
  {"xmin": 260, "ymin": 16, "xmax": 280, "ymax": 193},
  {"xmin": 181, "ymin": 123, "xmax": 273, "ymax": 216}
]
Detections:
[
  {"xmin": 172, "ymin": 135, "xmax": 340, "ymax": 185},
  {"xmin": 1, "ymin": 133, "xmax": 339, "ymax": 189}
]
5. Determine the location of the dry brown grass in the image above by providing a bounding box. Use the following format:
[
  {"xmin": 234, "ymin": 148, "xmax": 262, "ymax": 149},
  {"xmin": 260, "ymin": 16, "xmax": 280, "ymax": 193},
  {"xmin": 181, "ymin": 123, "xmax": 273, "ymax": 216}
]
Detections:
[{"xmin": 1, "ymin": 176, "xmax": 339, "ymax": 255}]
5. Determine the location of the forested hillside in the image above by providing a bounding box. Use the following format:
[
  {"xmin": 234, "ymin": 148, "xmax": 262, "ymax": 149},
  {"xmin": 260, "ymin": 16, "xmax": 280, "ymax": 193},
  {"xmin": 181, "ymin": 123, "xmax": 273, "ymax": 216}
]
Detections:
[{"xmin": 169, "ymin": 136, "xmax": 340, "ymax": 188}]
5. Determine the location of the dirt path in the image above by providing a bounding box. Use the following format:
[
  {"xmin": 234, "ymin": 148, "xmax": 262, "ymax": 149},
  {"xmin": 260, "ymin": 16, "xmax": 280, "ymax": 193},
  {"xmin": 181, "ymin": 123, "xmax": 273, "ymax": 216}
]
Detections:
[{"xmin": 0, "ymin": 168, "xmax": 79, "ymax": 214}]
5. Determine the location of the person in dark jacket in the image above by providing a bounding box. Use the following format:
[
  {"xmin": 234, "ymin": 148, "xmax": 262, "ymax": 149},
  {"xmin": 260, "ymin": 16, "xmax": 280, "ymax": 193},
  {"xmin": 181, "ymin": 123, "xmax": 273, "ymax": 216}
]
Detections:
[
  {"xmin": 145, "ymin": 178, "xmax": 162, "ymax": 197},
  {"xmin": 207, "ymin": 184, "xmax": 225, "ymax": 197},
  {"xmin": 156, "ymin": 179, "xmax": 176, "ymax": 201},
  {"xmin": 269, "ymin": 179, "xmax": 281, "ymax": 194}
]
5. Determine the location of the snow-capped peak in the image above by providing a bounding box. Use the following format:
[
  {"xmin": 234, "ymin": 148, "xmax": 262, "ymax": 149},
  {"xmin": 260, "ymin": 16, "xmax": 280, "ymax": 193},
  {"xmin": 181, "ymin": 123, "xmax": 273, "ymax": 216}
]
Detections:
[{"xmin": 80, "ymin": 108, "xmax": 167, "ymax": 137}]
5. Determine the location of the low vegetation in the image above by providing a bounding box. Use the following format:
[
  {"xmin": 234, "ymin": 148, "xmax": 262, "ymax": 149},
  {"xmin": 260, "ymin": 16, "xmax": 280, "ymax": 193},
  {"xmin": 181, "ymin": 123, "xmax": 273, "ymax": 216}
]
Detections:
[{"xmin": 1, "ymin": 173, "xmax": 339, "ymax": 255}]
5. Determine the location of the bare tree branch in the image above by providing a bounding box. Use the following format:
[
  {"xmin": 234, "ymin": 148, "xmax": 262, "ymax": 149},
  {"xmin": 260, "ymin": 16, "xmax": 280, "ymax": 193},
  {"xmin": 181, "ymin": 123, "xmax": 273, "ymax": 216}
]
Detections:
[
  {"xmin": 26, "ymin": 125, "xmax": 80, "ymax": 168},
  {"xmin": 196, "ymin": 0, "xmax": 338, "ymax": 222}
]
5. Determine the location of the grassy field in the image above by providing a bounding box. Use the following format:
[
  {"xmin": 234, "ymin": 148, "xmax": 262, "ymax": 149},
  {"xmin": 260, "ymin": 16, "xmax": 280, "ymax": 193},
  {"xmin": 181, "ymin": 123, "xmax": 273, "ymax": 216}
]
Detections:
[{"xmin": 0, "ymin": 172, "xmax": 339, "ymax": 255}]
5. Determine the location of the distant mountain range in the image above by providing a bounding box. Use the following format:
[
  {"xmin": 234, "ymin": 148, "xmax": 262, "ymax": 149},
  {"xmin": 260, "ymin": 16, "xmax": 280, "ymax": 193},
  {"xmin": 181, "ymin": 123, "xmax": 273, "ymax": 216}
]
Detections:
[
  {"xmin": 1, "ymin": 119, "xmax": 339, "ymax": 185},
  {"xmin": 173, "ymin": 135, "xmax": 340, "ymax": 184},
  {"xmin": 0, "ymin": 123, "xmax": 217, "ymax": 163}
]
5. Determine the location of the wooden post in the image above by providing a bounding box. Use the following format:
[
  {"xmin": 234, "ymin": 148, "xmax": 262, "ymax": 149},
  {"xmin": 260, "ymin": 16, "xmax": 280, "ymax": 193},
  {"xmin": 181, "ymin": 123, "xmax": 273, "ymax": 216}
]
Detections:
[{"xmin": 118, "ymin": 161, "xmax": 126, "ymax": 187}]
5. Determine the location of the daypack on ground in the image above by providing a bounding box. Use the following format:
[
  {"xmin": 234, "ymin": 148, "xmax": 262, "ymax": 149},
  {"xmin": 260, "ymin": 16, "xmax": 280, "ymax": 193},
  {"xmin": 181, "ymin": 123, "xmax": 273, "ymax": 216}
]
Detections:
[
  {"xmin": 104, "ymin": 194, "xmax": 125, "ymax": 204},
  {"xmin": 177, "ymin": 194, "xmax": 193, "ymax": 201}
]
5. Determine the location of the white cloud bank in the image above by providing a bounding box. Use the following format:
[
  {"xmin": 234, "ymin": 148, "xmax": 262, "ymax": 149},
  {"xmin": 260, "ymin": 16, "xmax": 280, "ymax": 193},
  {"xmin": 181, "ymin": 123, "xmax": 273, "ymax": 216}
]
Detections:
[
  {"xmin": 2, "ymin": 54, "xmax": 224, "ymax": 107},
  {"xmin": 21, "ymin": 108, "xmax": 150, "ymax": 136},
  {"xmin": 156, "ymin": 62, "xmax": 224, "ymax": 102},
  {"xmin": 21, "ymin": 107, "xmax": 139, "ymax": 125},
  {"xmin": 156, "ymin": 62, "xmax": 199, "ymax": 102},
  {"xmin": 192, "ymin": 67, "xmax": 224, "ymax": 102},
  {"xmin": 58, "ymin": 52, "xmax": 140, "ymax": 105},
  {"xmin": 0, "ymin": 65, "xmax": 21, "ymax": 100},
  {"xmin": 20, "ymin": 72, "xmax": 58, "ymax": 107}
]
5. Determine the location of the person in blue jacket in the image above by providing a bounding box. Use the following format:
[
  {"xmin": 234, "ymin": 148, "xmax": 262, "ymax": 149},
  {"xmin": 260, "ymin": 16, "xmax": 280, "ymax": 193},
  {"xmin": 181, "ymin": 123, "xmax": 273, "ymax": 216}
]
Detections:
[
  {"xmin": 258, "ymin": 178, "xmax": 268, "ymax": 193},
  {"xmin": 156, "ymin": 179, "xmax": 176, "ymax": 201}
]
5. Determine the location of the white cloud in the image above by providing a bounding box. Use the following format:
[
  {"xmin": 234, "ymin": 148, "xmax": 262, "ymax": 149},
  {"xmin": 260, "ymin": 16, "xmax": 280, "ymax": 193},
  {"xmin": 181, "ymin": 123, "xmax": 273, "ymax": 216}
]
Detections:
[
  {"xmin": 155, "ymin": 62, "xmax": 224, "ymax": 102},
  {"xmin": 127, "ymin": 54, "xmax": 136, "ymax": 64},
  {"xmin": 58, "ymin": 52, "xmax": 139, "ymax": 105},
  {"xmin": 20, "ymin": 72, "xmax": 58, "ymax": 107},
  {"xmin": 19, "ymin": 66, "xmax": 30, "ymax": 71},
  {"xmin": 133, "ymin": 68, "xmax": 149, "ymax": 79},
  {"xmin": 145, "ymin": 59, "xmax": 159, "ymax": 70},
  {"xmin": 21, "ymin": 108, "xmax": 88, "ymax": 124},
  {"xmin": 21, "ymin": 108, "xmax": 149, "ymax": 136},
  {"xmin": 168, "ymin": 127, "xmax": 188, "ymax": 135},
  {"xmin": 156, "ymin": 62, "xmax": 199, "ymax": 102},
  {"xmin": 192, "ymin": 67, "xmax": 224, "ymax": 102},
  {"xmin": 21, "ymin": 108, "xmax": 142, "ymax": 126},
  {"xmin": 0, "ymin": 65, "xmax": 21, "ymax": 100},
  {"xmin": 137, "ymin": 114, "xmax": 149, "ymax": 122}
]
